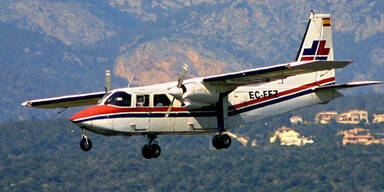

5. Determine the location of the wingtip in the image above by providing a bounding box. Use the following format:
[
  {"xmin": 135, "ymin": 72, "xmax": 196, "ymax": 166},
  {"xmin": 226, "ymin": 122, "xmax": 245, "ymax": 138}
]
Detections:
[
  {"xmin": 347, "ymin": 80, "xmax": 384, "ymax": 86},
  {"xmin": 21, "ymin": 101, "xmax": 31, "ymax": 107}
]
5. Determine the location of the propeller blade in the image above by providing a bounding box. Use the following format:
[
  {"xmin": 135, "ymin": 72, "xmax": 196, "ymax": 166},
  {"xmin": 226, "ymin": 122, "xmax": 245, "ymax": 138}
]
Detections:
[
  {"xmin": 166, "ymin": 63, "xmax": 189, "ymax": 117},
  {"xmin": 177, "ymin": 63, "xmax": 189, "ymax": 88},
  {"xmin": 105, "ymin": 70, "xmax": 111, "ymax": 92}
]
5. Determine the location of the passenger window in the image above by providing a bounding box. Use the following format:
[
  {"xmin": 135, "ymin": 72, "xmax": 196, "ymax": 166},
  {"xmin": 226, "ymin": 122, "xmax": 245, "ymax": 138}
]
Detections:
[
  {"xmin": 136, "ymin": 95, "xmax": 149, "ymax": 107},
  {"xmin": 154, "ymin": 94, "xmax": 171, "ymax": 107},
  {"xmin": 105, "ymin": 92, "xmax": 131, "ymax": 107}
]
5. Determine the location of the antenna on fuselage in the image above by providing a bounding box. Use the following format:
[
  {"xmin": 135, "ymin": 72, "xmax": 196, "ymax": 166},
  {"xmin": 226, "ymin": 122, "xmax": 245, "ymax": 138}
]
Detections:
[{"xmin": 128, "ymin": 73, "xmax": 135, "ymax": 88}]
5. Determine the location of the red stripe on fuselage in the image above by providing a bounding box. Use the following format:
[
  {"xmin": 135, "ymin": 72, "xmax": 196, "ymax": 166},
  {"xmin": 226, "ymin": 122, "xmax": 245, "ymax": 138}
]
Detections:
[
  {"xmin": 232, "ymin": 77, "xmax": 335, "ymax": 110},
  {"xmin": 70, "ymin": 77, "xmax": 335, "ymax": 121},
  {"xmin": 70, "ymin": 105, "xmax": 188, "ymax": 121}
]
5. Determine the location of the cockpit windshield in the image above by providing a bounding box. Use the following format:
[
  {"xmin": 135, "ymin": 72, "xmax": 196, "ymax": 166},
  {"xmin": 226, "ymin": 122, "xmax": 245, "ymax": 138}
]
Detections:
[
  {"xmin": 105, "ymin": 91, "xmax": 131, "ymax": 107},
  {"xmin": 97, "ymin": 92, "xmax": 112, "ymax": 104}
]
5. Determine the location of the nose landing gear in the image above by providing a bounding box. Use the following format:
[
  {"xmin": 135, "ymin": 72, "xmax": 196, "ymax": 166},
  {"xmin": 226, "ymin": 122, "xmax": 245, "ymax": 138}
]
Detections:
[
  {"xmin": 142, "ymin": 134, "xmax": 161, "ymax": 159},
  {"xmin": 212, "ymin": 133, "xmax": 231, "ymax": 149},
  {"xmin": 80, "ymin": 128, "xmax": 92, "ymax": 151}
]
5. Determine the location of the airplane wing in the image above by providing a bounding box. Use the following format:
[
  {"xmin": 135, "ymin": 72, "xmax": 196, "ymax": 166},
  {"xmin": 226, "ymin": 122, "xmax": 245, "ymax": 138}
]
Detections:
[
  {"xmin": 315, "ymin": 81, "xmax": 384, "ymax": 91},
  {"xmin": 21, "ymin": 91, "xmax": 106, "ymax": 109},
  {"xmin": 203, "ymin": 60, "xmax": 352, "ymax": 87}
]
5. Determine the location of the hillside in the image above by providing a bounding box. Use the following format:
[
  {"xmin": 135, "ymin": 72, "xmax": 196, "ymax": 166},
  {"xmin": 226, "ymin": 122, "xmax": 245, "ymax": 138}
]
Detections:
[{"xmin": 0, "ymin": 0, "xmax": 384, "ymax": 121}]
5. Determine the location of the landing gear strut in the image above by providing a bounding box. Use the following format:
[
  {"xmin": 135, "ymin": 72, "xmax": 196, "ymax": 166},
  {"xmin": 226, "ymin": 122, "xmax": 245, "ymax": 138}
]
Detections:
[
  {"xmin": 142, "ymin": 134, "xmax": 161, "ymax": 159},
  {"xmin": 212, "ymin": 133, "xmax": 231, "ymax": 149},
  {"xmin": 80, "ymin": 128, "xmax": 92, "ymax": 152}
]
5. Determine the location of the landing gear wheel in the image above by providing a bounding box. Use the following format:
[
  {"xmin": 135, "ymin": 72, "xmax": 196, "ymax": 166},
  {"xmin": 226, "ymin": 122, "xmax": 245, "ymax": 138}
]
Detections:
[
  {"xmin": 212, "ymin": 135, "xmax": 223, "ymax": 149},
  {"xmin": 142, "ymin": 134, "xmax": 161, "ymax": 159},
  {"xmin": 142, "ymin": 143, "xmax": 161, "ymax": 159},
  {"xmin": 80, "ymin": 137, "xmax": 92, "ymax": 151},
  {"xmin": 221, "ymin": 134, "xmax": 231, "ymax": 148},
  {"xmin": 212, "ymin": 134, "xmax": 231, "ymax": 149},
  {"xmin": 150, "ymin": 143, "xmax": 161, "ymax": 158},
  {"xmin": 142, "ymin": 144, "xmax": 152, "ymax": 159}
]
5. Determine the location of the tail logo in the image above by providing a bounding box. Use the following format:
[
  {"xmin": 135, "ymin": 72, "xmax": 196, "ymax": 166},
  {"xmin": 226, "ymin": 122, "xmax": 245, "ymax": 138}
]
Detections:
[{"xmin": 301, "ymin": 40, "xmax": 330, "ymax": 61}]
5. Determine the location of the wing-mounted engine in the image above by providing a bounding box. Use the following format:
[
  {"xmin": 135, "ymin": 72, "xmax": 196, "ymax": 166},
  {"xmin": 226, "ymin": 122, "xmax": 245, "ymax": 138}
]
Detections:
[
  {"xmin": 167, "ymin": 75, "xmax": 228, "ymax": 131},
  {"xmin": 182, "ymin": 82, "xmax": 219, "ymax": 104},
  {"xmin": 180, "ymin": 82, "xmax": 220, "ymax": 109},
  {"xmin": 168, "ymin": 81, "xmax": 222, "ymax": 110},
  {"xmin": 167, "ymin": 64, "xmax": 223, "ymax": 110}
]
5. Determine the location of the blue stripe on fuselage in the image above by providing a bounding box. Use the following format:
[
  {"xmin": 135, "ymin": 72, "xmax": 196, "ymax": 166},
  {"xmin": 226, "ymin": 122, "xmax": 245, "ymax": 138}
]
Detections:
[
  {"xmin": 228, "ymin": 89, "xmax": 314, "ymax": 116},
  {"xmin": 73, "ymin": 87, "xmax": 320, "ymax": 124},
  {"xmin": 72, "ymin": 111, "xmax": 217, "ymax": 123}
]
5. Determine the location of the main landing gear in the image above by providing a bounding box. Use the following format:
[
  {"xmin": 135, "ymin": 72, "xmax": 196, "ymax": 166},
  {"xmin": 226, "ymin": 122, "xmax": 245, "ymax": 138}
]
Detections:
[
  {"xmin": 80, "ymin": 128, "xmax": 92, "ymax": 152},
  {"xmin": 142, "ymin": 134, "xmax": 161, "ymax": 159},
  {"xmin": 212, "ymin": 133, "xmax": 231, "ymax": 149}
]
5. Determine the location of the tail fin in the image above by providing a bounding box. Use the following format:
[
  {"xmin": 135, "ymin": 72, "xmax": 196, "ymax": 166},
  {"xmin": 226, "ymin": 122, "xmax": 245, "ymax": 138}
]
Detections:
[
  {"xmin": 296, "ymin": 11, "xmax": 334, "ymax": 62},
  {"xmin": 293, "ymin": 11, "xmax": 335, "ymax": 85}
]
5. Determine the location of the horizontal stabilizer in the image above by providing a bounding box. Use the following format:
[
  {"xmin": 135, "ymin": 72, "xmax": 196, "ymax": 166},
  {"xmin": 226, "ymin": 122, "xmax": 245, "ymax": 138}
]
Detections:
[
  {"xmin": 315, "ymin": 81, "xmax": 384, "ymax": 91},
  {"xmin": 287, "ymin": 60, "xmax": 351, "ymax": 72},
  {"xmin": 203, "ymin": 60, "xmax": 352, "ymax": 87},
  {"xmin": 21, "ymin": 91, "xmax": 106, "ymax": 109}
]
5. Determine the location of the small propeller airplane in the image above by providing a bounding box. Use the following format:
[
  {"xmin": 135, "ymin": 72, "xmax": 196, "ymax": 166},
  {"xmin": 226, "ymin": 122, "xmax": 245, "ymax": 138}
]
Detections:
[{"xmin": 22, "ymin": 11, "xmax": 383, "ymax": 159}]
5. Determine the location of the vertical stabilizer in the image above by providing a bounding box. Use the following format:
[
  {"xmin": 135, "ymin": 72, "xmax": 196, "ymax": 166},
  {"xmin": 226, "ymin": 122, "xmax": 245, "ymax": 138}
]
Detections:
[
  {"xmin": 296, "ymin": 11, "xmax": 334, "ymax": 61},
  {"xmin": 294, "ymin": 11, "xmax": 335, "ymax": 84}
]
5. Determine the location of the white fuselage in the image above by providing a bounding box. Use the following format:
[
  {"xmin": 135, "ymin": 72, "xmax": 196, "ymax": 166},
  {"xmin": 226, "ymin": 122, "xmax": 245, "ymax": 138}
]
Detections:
[{"xmin": 71, "ymin": 70, "xmax": 340, "ymax": 136}]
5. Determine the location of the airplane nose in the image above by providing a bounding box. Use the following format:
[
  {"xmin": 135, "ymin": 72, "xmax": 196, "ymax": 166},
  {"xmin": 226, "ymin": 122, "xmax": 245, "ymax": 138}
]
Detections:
[
  {"xmin": 69, "ymin": 105, "xmax": 114, "ymax": 122},
  {"xmin": 70, "ymin": 110, "xmax": 85, "ymax": 122},
  {"xmin": 69, "ymin": 105, "xmax": 115, "ymax": 133},
  {"xmin": 69, "ymin": 106, "xmax": 97, "ymax": 122},
  {"xmin": 69, "ymin": 107, "xmax": 98, "ymax": 130}
]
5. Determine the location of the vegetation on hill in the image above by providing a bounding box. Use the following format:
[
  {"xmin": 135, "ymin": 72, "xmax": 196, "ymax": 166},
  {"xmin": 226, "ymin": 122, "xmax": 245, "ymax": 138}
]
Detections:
[{"xmin": 2, "ymin": 94, "xmax": 384, "ymax": 191}]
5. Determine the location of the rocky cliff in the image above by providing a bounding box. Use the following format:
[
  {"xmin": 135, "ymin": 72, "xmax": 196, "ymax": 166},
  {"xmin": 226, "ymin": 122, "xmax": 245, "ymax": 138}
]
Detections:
[{"xmin": 0, "ymin": 0, "xmax": 383, "ymax": 120}]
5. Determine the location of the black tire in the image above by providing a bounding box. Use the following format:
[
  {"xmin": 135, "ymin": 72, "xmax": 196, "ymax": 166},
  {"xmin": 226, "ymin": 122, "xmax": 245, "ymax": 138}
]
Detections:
[
  {"xmin": 150, "ymin": 143, "xmax": 161, "ymax": 158},
  {"xmin": 142, "ymin": 144, "xmax": 152, "ymax": 159},
  {"xmin": 221, "ymin": 134, "xmax": 231, "ymax": 148},
  {"xmin": 212, "ymin": 135, "xmax": 222, "ymax": 149},
  {"xmin": 80, "ymin": 137, "xmax": 92, "ymax": 152}
]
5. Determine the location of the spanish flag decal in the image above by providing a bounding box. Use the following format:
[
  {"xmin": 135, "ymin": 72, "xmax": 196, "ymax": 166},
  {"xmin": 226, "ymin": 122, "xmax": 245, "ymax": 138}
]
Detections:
[{"xmin": 322, "ymin": 18, "xmax": 331, "ymax": 27}]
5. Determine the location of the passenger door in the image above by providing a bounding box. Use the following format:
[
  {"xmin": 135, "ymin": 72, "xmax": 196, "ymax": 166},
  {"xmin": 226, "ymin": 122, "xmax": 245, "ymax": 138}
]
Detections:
[
  {"xmin": 131, "ymin": 94, "xmax": 150, "ymax": 131},
  {"xmin": 150, "ymin": 94, "xmax": 174, "ymax": 132}
]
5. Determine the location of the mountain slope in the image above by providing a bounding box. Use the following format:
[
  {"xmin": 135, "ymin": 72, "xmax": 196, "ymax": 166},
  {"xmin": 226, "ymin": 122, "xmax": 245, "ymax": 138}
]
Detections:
[{"xmin": 0, "ymin": 0, "xmax": 383, "ymax": 121}]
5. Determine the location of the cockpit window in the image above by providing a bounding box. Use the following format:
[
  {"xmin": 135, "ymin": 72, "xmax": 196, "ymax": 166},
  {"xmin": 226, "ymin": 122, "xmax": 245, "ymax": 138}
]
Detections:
[
  {"xmin": 105, "ymin": 91, "xmax": 131, "ymax": 107},
  {"xmin": 154, "ymin": 94, "xmax": 171, "ymax": 107}
]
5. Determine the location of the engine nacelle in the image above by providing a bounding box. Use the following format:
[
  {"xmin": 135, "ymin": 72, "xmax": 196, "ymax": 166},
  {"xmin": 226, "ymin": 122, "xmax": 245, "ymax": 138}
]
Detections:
[
  {"xmin": 182, "ymin": 82, "xmax": 219, "ymax": 104},
  {"xmin": 182, "ymin": 101, "xmax": 212, "ymax": 110}
]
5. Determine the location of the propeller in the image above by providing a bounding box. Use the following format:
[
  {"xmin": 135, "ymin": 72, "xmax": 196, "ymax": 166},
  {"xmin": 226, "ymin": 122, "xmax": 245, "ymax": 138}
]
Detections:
[
  {"xmin": 166, "ymin": 63, "xmax": 189, "ymax": 117},
  {"xmin": 105, "ymin": 70, "xmax": 111, "ymax": 93},
  {"xmin": 178, "ymin": 63, "xmax": 189, "ymax": 89}
]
